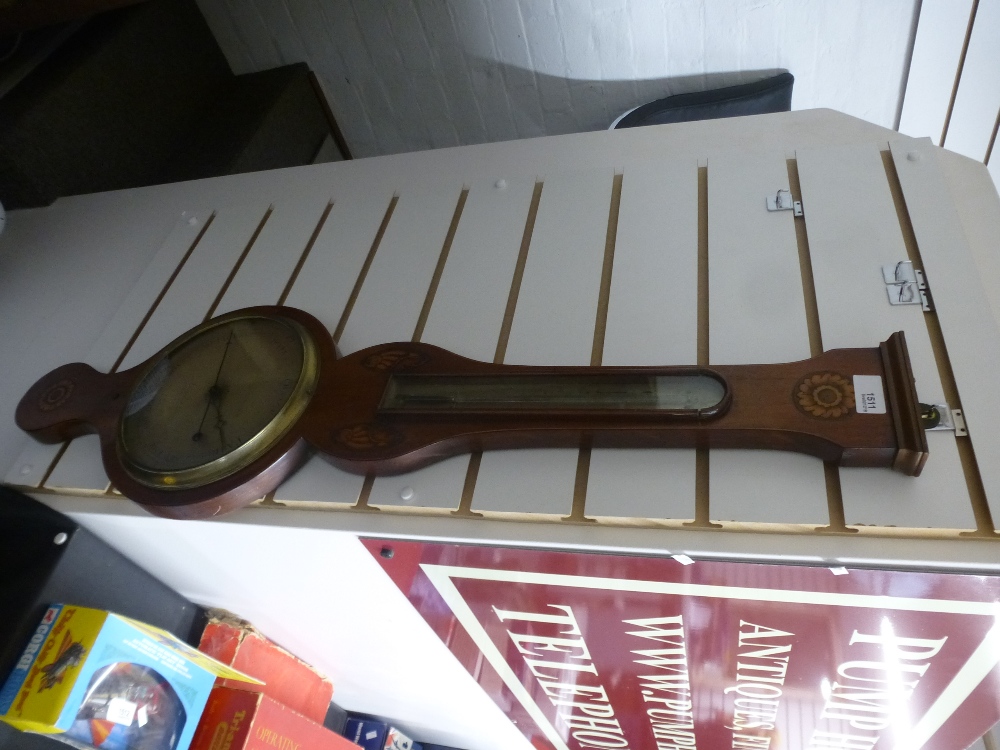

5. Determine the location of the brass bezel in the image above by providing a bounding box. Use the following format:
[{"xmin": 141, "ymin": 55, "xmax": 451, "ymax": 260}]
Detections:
[{"xmin": 117, "ymin": 313, "xmax": 320, "ymax": 490}]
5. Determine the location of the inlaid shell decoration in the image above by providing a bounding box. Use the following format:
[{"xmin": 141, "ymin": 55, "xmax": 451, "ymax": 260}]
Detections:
[
  {"xmin": 363, "ymin": 349, "xmax": 427, "ymax": 371},
  {"xmin": 336, "ymin": 423, "xmax": 401, "ymax": 451},
  {"xmin": 38, "ymin": 380, "xmax": 74, "ymax": 412},
  {"xmin": 795, "ymin": 372, "xmax": 854, "ymax": 419}
]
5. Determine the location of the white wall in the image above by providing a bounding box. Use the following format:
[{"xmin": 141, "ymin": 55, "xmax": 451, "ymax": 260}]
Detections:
[
  {"xmin": 898, "ymin": 0, "xmax": 1000, "ymax": 194},
  {"xmin": 195, "ymin": 0, "xmax": 919, "ymax": 158}
]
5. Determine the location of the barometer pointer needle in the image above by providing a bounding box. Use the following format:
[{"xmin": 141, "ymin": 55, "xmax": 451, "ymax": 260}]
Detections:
[{"xmin": 193, "ymin": 330, "xmax": 236, "ymax": 442}]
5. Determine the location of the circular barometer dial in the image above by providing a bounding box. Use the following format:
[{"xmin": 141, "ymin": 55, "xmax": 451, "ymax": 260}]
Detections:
[
  {"xmin": 118, "ymin": 315, "xmax": 318, "ymax": 490},
  {"xmin": 16, "ymin": 306, "xmax": 928, "ymax": 520}
]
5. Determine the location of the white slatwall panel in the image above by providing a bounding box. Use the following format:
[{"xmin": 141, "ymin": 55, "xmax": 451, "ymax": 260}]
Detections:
[
  {"xmin": 44, "ymin": 201, "xmax": 272, "ymax": 492},
  {"xmin": 274, "ymin": 187, "xmax": 398, "ymax": 505},
  {"xmin": 937, "ymin": 151, "xmax": 1000, "ymax": 332},
  {"xmin": 890, "ymin": 140, "xmax": 1000, "ymax": 523},
  {"xmin": 118, "ymin": 201, "xmax": 274, "ymax": 370},
  {"xmin": 297, "ymin": 181, "xmax": 462, "ymax": 505},
  {"xmin": 274, "ymin": 456, "xmax": 365, "ymax": 507},
  {"xmin": 367, "ymin": 455, "xmax": 468, "ymax": 511},
  {"xmin": 707, "ymin": 152, "xmax": 828, "ymax": 524},
  {"xmin": 43, "ymin": 435, "xmax": 111, "ymax": 493},
  {"xmin": 281, "ymin": 189, "xmax": 397, "ymax": 334},
  {"xmin": 70, "ymin": 213, "xmax": 214, "ymax": 370},
  {"xmin": 371, "ymin": 175, "xmax": 536, "ymax": 510},
  {"xmin": 192, "ymin": 195, "xmax": 340, "ymax": 506},
  {"xmin": 339, "ymin": 180, "xmax": 464, "ymax": 508},
  {"xmin": 472, "ymin": 169, "xmax": 614, "ymax": 515},
  {"xmin": 417, "ymin": 178, "xmax": 535, "ymax": 360},
  {"xmin": 337, "ymin": 182, "xmax": 465, "ymax": 353},
  {"xmin": 797, "ymin": 143, "xmax": 974, "ymax": 530},
  {"xmin": 586, "ymin": 160, "xmax": 699, "ymax": 520},
  {"xmin": 4, "ymin": 212, "xmax": 210, "ymax": 488},
  {"xmin": 943, "ymin": 0, "xmax": 1000, "ymax": 161},
  {"xmin": 497, "ymin": 170, "xmax": 614, "ymax": 364},
  {"xmin": 473, "ymin": 448, "xmax": 578, "ymax": 516},
  {"xmin": 111, "ymin": 194, "xmax": 332, "ymax": 500},
  {"xmin": 0, "ymin": 200, "xmax": 193, "ymax": 480},
  {"xmin": 4, "ymin": 440, "xmax": 57, "ymax": 487},
  {"xmin": 214, "ymin": 194, "xmax": 332, "ymax": 316},
  {"xmin": 898, "ymin": 0, "xmax": 976, "ymax": 143}
]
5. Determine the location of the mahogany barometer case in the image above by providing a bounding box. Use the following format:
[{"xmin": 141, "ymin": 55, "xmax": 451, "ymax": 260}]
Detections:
[{"xmin": 16, "ymin": 306, "xmax": 928, "ymax": 519}]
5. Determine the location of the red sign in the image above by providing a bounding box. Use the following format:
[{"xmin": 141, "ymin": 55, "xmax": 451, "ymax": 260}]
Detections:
[{"xmin": 362, "ymin": 540, "xmax": 1000, "ymax": 750}]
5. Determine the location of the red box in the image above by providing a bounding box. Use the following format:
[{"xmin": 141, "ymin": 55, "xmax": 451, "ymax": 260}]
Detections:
[
  {"xmin": 190, "ymin": 687, "xmax": 357, "ymax": 750},
  {"xmin": 198, "ymin": 610, "xmax": 333, "ymax": 725}
]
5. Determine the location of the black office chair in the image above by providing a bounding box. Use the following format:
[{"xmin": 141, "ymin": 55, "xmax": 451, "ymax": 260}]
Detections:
[{"xmin": 611, "ymin": 71, "xmax": 794, "ymax": 129}]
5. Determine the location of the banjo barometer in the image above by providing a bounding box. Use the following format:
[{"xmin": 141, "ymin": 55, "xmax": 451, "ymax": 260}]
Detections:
[{"xmin": 17, "ymin": 306, "xmax": 929, "ymax": 519}]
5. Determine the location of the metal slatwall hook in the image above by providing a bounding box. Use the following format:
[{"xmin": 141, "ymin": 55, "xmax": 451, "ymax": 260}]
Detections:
[
  {"xmin": 882, "ymin": 261, "xmax": 933, "ymax": 311},
  {"xmin": 765, "ymin": 189, "xmax": 803, "ymax": 217}
]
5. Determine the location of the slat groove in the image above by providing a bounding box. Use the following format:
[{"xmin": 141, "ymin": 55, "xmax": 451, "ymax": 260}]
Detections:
[
  {"xmin": 278, "ymin": 201, "xmax": 335, "ymax": 306},
  {"xmin": 353, "ymin": 474, "xmax": 377, "ymax": 511},
  {"xmin": 412, "ymin": 189, "xmax": 469, "ymax": 342},
  {"xmin": 333, "ymin": 195, "xmax": 398, "ymax": 344},
  {"xmin": 257, "ymin": 490, "xmax": 285, "ymax": 507},
  {"xmin": 113, "ymin": 213, "xmax": 216, "ymax": 372},
  {"xmin": 205, "ymin": 206, "xmax": 273, "ymax": 320},
  {"xmin": 569, "ymin": 173, "xmax": 623, "ymax": 524},
  {"xmin": 494, "ymin": 181, "xmax": 543, "ymax": 364},
  {"xmin": 453, "ymin": 182, "xmax": 543, "ymax": 514},
  {"xmin": 697, "ymin": 167, "xmax": 709, "ymax": 368},
  {"xmin": 568, "ymin": 442, "xmax": 594, "ymax": 523},
  {"xmin": 787, "ymin": 158, "xmax": 849, "ymax": 533},
  {"xmin": 985, "ymin": 105, "xmax": 1000, "ymax": 165},
  {"xmin": 821, "ymin": 462, "xmax": 852, "ymax": 533},
  {"xmin": 42, "ymin": 211, "xmax": 218, "ymax": 488},
  {"xmin": 881, "ymin": 150, "xmax": 995, "ymax": 535},
  {"xmin": 38, "ymin": 442, "xmax": 70, "ymax": 490},
  {"xmin": 590, "ymin": 173, "xmax": 623, "ymax": 367},
  {"xmin": 940, "ymin": 0, "xmax": 981, "ymax": 146},
  {"xmin": 688, "ymin": 166, "xmax": 719, "ymax": 528},
  {"xmin": 453, "ymin": 452, "xmax": 484, "ymax": 518},
  {"xmin": 786, "ymin": 159, "xmax": 824, "ymax": 357}
]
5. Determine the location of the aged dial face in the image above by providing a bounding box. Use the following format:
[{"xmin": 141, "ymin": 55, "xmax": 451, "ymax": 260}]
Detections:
[{"xmin": 118, "ymin": 315, "xmax": 318, "ymax": 489}]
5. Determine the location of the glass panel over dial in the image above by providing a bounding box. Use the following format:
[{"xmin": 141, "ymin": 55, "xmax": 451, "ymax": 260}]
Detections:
[
  {"xmin": 380, "ymin": 373, "xmax": 727, "ymax": 414},
  {"xmin": 120, "ymin": 317, "xmax": 309, "ymax": 479}
]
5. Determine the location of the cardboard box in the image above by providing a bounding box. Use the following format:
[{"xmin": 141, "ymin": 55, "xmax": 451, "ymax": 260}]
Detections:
[
  {"xmin": 0, "ymin": 604, "xmax": 259, "ymax": 750},
  {"xmin": 190, "ymin": 687, "xmax": 358, "ymax": 750},
  {"xmin": 344, "ymin": 717, "xmax": 422, "ymax": 750},
  {"xmin": 198, "ymin": 610, "xmax": 333, "ymax": 725},
  {"xmin": 0, "ymin": 488, "xmax": 204, "ymax": 689}
]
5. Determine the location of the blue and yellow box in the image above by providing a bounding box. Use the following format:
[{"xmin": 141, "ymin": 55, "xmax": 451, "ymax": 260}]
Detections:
[{"xmin": 0, "ymin": 604, "xmax": 259, "ymax": 750}]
